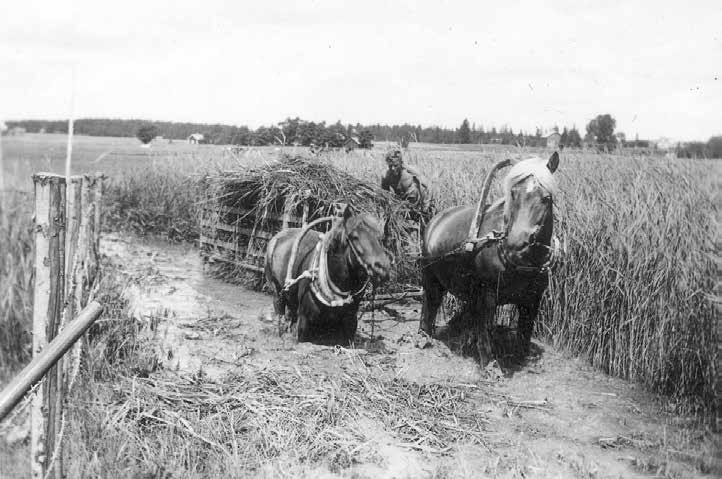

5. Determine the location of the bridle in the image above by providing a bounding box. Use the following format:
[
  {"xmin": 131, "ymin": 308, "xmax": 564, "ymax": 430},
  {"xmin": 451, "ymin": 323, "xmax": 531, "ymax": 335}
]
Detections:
[
  {"xmin": 496, "ymin": 177, "xmax": 560, "ymax": 275},
  {"xmin": 284, "ymin": 216, "xmax": 386, "ymax": 308},
  {"xmin": 497, "ymin": 235, "xmax": 561, "ymax": 274}
]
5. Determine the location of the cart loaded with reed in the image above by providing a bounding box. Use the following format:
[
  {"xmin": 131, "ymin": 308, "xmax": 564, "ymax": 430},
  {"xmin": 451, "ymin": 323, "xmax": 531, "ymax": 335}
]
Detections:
[{"xmin": 198, "ymin": 156, "xmax": 424, "ymax": 296}]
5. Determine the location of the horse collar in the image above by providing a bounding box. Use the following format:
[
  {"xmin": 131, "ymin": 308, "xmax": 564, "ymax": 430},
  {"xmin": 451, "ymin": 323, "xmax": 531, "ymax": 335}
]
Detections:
[{"xmin": 310, "ymin": 233, "xmax": 369, "ymax": 308}]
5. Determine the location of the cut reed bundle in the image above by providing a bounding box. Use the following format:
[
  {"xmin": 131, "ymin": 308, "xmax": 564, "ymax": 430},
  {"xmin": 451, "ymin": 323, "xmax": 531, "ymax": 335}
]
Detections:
[{"xmin": 198, "ymin": 155, "xmax": 426, "ymax": 290}]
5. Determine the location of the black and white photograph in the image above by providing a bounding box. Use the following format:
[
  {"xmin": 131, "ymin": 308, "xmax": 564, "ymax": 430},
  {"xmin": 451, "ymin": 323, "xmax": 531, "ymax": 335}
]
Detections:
[{"xmin": 0, "ymin": 1, "xmax": 719, "ymax": 477}]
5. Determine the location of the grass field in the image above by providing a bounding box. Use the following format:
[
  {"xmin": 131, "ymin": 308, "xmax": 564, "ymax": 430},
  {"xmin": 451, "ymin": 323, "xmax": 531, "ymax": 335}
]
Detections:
[{"xmin": 0, "ymin": 133, "xmax": 719, "ymax": 476}]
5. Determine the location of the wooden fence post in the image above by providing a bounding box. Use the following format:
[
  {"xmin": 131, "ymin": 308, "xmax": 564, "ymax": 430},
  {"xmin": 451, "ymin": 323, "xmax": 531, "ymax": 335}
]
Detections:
[
  {"xmin": 64, "ymin": 176, "xmax": 82, "ymax": 321},
  {"xmin": 83, "ymin": 173, "xmax": 103, "ymax": 286},
  {"xmin": 31, "ymin": 173, "xmax": 66, "ymax": 479},
  {"xmin": 93, "ymin": 173, "xmax": 104, "ymax": 254}
]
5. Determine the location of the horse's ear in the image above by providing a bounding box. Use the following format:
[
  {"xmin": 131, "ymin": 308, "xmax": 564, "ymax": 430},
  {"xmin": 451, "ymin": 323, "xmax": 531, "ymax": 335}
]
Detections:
[
  {"xmin": 547, "ymin": 151, "xmax": 560, "ymax": 173},
  {"xmin": 333, "ymin": 202, "xmax": 352, "ymax": 220}
]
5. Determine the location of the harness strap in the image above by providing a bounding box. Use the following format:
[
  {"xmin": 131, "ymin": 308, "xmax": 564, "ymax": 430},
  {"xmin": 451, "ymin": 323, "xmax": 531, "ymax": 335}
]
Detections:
[
  {"xmin": 284, "ymin": 216, "xmax": 336, "ymax": 288},
  {"xmin": 282, "ymin": 223, "xmax": 369, "ymax": 308},
  {"xmin": 497, "ymin": 235, "xmax": 561, "ymax": 274},
  {"xmin": 313, "ymin": 233, "xmax": 369, "ymax": 306}
]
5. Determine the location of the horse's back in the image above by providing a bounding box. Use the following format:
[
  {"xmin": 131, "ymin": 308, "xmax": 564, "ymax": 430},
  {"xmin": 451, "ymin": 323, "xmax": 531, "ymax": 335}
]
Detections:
[
  {"xmin": 423, "ymin": 205, "xmax": 474, "ymax": 257},
  {"xmin": 423, "ymin": 201, "xmax": 505, "ymax": 257},
  {"xmin": 266, "ymin": 228, "xmax": 322, "ymax": 286}
]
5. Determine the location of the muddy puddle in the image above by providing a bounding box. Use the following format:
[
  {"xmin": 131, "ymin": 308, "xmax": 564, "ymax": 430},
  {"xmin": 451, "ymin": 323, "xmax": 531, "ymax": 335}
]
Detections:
[
  {"xmin": 100, "ymin": 233, "xmax": 718, "ymax": 478},
  {"xmin": 101, "ymin": 233, "xmax": 483, "ymax": 385}
]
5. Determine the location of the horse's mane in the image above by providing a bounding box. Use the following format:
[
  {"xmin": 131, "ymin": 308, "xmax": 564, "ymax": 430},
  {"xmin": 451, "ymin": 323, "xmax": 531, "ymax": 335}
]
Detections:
[
  {"xmin": 327, "ymin": 212, "xmax": 383, "ymax": 248},
  {"xmin": 502, "ymin": 156, "xmax": 558, "ymax": 218}
]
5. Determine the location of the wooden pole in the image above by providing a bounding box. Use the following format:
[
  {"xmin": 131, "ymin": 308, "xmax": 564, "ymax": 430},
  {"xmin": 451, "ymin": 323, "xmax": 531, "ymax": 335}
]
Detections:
[
  {"xmin": 61, "ymin": 175, "xmax": 83, "ymax": 451},
  {"xmin": 64, "ymin": 73, "xmax": 75, "ymax": 185},
  {"xmin": 92, "ymin": 173, "xmax": 104, "ymax": 258},
  {"xmin": 466, "ymin": 158, "xmax": 511, "ymax": 246},
  {"xmin": 281, "ymin": 194, "xmax": 295, "ymax": 230},
  {"xmin": 64, "ymin": 176, "xmax": 82, "ymax": 314},
  {"xmin": 0, "ymin": 126, "xmax": 5, "ymax": 232},
  {"xmin": 82, "ymin": 173, "xmax": 103, "ymax": 285},
  {"xmin": 0, "ymin": 302, "xmax": 103, "ymax": 422},
  {"xmin": 31, "ymin": 173, "xmax": 66, "ymax": 479},
  {"xmin": 0, "ymin": 124, "xmax": 4, "ymax": 193}
]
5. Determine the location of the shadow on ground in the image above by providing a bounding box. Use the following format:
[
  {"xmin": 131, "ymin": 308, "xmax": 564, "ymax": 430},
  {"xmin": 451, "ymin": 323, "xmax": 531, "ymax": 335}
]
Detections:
[{"xmin": 433, "ymin": 307, "xmax": 545, "ymax": 377}]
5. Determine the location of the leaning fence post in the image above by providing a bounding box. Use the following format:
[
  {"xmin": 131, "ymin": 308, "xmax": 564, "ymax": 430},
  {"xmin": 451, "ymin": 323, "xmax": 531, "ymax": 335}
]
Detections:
[{"xmin": 31, "ymin": 173, "xmax": 66, "ymax": 479}]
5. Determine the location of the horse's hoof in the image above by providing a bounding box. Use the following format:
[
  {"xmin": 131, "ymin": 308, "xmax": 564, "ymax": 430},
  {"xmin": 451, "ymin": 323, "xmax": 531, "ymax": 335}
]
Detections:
[
  {"xmin": 477, "ymin": 355, "xmax": 490, "ymax": 368},
  {"xmin": 418, "ymin": 325, "xmax": 434, "ymax": 337}
]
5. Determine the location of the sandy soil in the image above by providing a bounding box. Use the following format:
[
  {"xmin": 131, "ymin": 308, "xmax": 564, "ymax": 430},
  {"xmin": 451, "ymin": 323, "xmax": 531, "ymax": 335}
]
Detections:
[{"xmin": 101, "ymin": 233, "xmax": 719, "ymax": 478}]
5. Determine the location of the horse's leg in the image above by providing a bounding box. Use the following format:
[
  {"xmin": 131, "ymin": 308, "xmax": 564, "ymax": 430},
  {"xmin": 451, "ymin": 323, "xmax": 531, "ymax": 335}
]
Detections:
[
  {"xmin": 475, "ymin": 290, "xmax": 496, "ymax": 367},
  {"xmin": 420, "ymin": 268, "xmax": 443, "ymax": 336},
  {"xmin": 296, "ymin": 289, "xmax": 314, "ymax": 342},
  {"xmin": 270, "ymin": 282, "xmax": 290, "ymax": 336},
  {"xmin": 517, "ymin": 302, "xmax": 539, "ymax": 356},
  {"xmin": 340, "ymin": 308, "xmax": 358, "ymax": 344},
  {"xmin": 296, "ymin": 309, "xmax": 311, "ymax": 342},
  {"xmin": 264, "ymin": 250, "xmax": 285, "ymax": 317},
  {"xmin": 271, "ymin": 282, "xmax": 286, "ymax": 317}
]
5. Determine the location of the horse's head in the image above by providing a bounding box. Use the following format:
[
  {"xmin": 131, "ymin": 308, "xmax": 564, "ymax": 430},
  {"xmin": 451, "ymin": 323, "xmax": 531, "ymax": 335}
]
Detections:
[
  {"xmin": 502, "ymin": 152, "xmax": 559, "ymax": 265},
  {"xmin": 333, "ymin": 204, "xmax": 392, "ymax": 284}
]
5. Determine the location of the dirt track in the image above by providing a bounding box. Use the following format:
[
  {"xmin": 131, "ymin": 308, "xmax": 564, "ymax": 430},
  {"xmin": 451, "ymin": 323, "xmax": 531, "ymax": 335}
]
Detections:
[{"xmin": 102, "ymin": 233, "xmax": 717, "ymax": 478}]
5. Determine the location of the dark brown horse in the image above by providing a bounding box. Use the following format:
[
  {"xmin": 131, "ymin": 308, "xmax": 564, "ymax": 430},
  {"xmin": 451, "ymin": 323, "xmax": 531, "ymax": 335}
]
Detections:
[
  {"xmin": 265, "ymin": 205, "xmax": 392, "ymax": 342},
  {"xmin": 420, "ymin": 152, "xmax": 561, "ymax": 365}
]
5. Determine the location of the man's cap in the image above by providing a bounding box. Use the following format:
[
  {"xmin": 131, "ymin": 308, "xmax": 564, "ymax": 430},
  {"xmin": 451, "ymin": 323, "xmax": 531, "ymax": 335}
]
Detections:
[{"xmin": 384, "ymin": 147, "xmax": 403, "ymax": 161}]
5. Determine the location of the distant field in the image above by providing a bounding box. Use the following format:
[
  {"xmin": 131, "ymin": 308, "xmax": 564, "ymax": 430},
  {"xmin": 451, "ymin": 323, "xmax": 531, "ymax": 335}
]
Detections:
[
  {"xmin": 0, "ymin": 133, "xmax": 550, "ymax": 190},
  {"xmin": 1, "ymin": 132, "xmax": 719, "ymax": 477},
  {"xmin": 1, "ymin": 132, "xmax": 719, "ymax": 408}
]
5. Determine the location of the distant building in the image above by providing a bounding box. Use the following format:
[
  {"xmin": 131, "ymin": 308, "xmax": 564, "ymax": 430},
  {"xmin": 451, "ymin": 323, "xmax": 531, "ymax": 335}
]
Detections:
[
  {"xmin": 0, "ymin": 121, "xmax": 6, "ymax": 133},
  {"xmin": 154, "ymin": 135, "xmax": 164, "ymax": 142},
  {"xmin": 188, "ymin": 133, "xmax": 204, "ymax": 144},
  {"xmin": 343, "ymin": 136, "xmax": 360, "ymax": 152},
  {"xmin": 38, "ymin": 128, "xmax": 46, "ymax": 134},
  {"xmin": 546, "ymin": 132, "xmax": 561, "ymax": 149},
  {"xmin": 8, "ymin": 126, "xmax": 26, "ymax": 136},
  {"xmin": 653, "ymin": 137, "xmax": 675, "ymax": 151}
]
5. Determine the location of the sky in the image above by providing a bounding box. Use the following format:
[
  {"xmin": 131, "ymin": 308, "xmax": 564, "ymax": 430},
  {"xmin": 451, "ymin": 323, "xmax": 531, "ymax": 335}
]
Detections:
[{"xmin": 1, "ymin": 0, "xmax": 720, "ymax": 141}]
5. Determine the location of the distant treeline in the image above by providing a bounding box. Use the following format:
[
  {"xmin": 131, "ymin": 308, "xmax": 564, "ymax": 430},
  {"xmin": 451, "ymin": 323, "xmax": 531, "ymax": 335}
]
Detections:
[
  {"xmin": 365, "ymin": 121, "xmax": 584, "ymax": 148},
  {"xmin": 674, "ymin": 137, "xmax": 722, "ymax": 159},
  {"xmin": 6, "ymin": 117, "xmax": 583, "ymax": 148},
  {"xmin": 8, "ymin": 118, "xmax": 720, "ymax": 157},
  {"xmin": 5, "ymin": 119, "xmax": 238, "ymax": 142}
]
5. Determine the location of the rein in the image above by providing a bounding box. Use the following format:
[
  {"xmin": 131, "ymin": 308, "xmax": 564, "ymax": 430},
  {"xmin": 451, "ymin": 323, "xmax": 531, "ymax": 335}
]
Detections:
[{"xmin": 497, "ymin": 236, "xmax": 561, "ymax": 274}]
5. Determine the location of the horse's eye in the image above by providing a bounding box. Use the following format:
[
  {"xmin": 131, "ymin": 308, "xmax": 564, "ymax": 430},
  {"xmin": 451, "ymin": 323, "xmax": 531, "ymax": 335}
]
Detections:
[{"xmin": 542, "ymin": 195, "xmax": 551, "ymax": 204}]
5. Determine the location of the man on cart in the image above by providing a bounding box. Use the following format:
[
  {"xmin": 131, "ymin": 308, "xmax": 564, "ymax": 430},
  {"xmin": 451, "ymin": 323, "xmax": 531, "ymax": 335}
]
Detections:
[{"xmin": 380, "ymin": 147, "xmax": 434, "ymax": 224}]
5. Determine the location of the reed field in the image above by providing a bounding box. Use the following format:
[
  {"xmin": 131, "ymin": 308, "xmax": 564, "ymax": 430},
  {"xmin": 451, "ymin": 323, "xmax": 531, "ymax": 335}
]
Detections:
[
  {"xmin": 0, "ymin": 133, "xmax": 718, "ymax": 407},
  {"xmin": 0, "ymin": 133, "xmax": 719, "ymax": 476}
]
